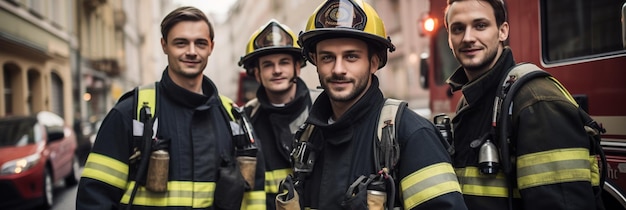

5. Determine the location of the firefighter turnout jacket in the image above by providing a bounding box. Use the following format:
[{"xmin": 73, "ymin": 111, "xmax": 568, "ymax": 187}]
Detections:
[
  {"xmin": 299, "ymin": 76, "xmax": 467, "ymax": 209},
  {"xmin": 447, "ymin": 47, "xmax": 603, "ymax": 210},
  {"xmin": 242, "ymin": 77, "xmax": 313, "ymax": 209},
  {"xmin": 77, "ymin": 69, "xmax": 241, "ymax": 210}
]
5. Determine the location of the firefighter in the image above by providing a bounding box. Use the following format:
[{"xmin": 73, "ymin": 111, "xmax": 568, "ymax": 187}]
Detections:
[
  {"xmin": 77, "ymin": 6, "xmax": 251, "ymax": 210},
  {"xmin": 237, "ymin": 19, "xmax": 317, "ymax": 209},
  {"xmin": 444, "ymin": 0, "xmax": 605, "ymax": 209},
  {"xmin": 277, "ymin": 0, "xmax": 468, "ymax": 209}
]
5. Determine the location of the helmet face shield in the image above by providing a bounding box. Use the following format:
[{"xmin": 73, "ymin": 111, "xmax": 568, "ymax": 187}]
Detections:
[
  {"xmin": 314, "ymin": 0, "xmax": 367, "ymax": 31},
  {"xmin": 253, "ymin": 23, "xmax": 295, "ymax": 51},
  {"xmin": 239, "ymin": 20, "xmax": 305, "ymax": 76}
]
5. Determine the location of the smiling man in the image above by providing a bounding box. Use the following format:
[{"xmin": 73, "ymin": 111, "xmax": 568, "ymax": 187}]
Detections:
[
  {"xmin": 275, "ymin": 0, "xmax": 467, "ymax": 209},
  {"xmin": 237, "ymin": 19, "xmax": 316, "ymax": 210},
  {"xmin": 444, "ymin": 0, "xmax": 605, "ymax": 210},
  {"xmin": 77, "ymin": 6, "xmax": 250, "ymax": 210}
]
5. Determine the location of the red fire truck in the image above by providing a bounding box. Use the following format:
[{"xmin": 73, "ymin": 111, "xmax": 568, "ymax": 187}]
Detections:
[
  {"xmin": 421, "ymin": 0, "xmax": 626, "ymax": 208},
  {"xmin": 235, "ymin": 71, "xmax": 259, "ymax": 107}
]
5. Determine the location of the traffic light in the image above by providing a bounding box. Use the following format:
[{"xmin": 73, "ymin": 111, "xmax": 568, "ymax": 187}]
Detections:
[
  {"xmin": 418, "ymin": 15, "xmax": 438, "ymax": 36},
  {"xmin": 424, "ymin": 17, "xmax": 436, "ymax": 33}
]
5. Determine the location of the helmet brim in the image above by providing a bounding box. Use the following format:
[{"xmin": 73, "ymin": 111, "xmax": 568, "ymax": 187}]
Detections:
[
  {"xmin": 299, "ymin": 28, "xmax": 395, "ymax": 51},
  {"xmin": 238, "ymin": 47, "xmax": 306, "ymax": 76},
  {"xmin": 299, "ymin": 28, "xmax": 395, "ymax": 69}
]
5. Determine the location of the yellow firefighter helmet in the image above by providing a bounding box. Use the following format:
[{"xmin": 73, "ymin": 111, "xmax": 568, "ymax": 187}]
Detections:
[
  {"xmin": 299, "ymin": 0, "xmax": 395, "ymax": 69},
  {"xmin": 239, "ymin": 19, "xmax": 305, "ymax": 76}
]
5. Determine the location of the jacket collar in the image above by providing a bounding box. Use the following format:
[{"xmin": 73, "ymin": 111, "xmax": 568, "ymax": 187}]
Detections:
[
  {"xmin": 256, "ymin": 77, "xmax": 312, "ymax": 115},
  {"xmin": 159, "ymin": 68, "xmax": 219, "ymax": 109},
  {"xmin": 447, "ymin": 47, "xmax": 516, "ymax": 106}
]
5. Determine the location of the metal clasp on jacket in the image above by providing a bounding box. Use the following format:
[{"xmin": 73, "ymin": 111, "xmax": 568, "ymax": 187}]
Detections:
[{"xmin": 291, "ymin": 141, "xmax": 316, "ymax": 173}]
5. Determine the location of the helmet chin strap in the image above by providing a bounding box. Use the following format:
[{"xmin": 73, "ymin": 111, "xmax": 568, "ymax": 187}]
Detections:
[{"xmin": 291, "ymin": 63, "xmax": 299, "ymax": 83}]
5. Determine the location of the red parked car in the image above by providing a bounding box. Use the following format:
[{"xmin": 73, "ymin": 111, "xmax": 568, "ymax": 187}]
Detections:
[{"xmin": 0, "ymin": 111, "xmax": 80, "ymax": 209}]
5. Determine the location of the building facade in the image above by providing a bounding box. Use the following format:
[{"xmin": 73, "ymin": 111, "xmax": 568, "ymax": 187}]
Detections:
[
  {"xmin": 209, "ymin": 0, "xmax": 431, "ymax": 110},
  {"xmin": 0, "ymin": 0, "xmax": 75, "ymax": 122},
  {"xmin": 1, "ymin": 0, "xmax": 171, "ymax": 129}
]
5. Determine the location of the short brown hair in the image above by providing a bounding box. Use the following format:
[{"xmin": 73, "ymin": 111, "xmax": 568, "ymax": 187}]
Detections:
[
  {"xmin": 444, "ymin": 0, "xmax": 507, "ymax": 29},
  {"xmin": 160, "ymin": 6, "xmax": 214, "ymax": 42}
]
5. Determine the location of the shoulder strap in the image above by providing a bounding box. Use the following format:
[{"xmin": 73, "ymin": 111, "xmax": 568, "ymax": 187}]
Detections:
[
  {"xmin": 376, "ymin": 98, "xmax": 405, "ymax": 142},
  {"xmin": 244, "ymin": 98, "xmax": 261, "ymax": 118},
  {"xmin": 375, "ymin": 98, "xmax": 406, "ymax": 173},
  {"xmin": 293, "ymin": 98, "xmax": 407, "ymax": 173},
  {"xmin": 492, "ymin": 63, "xmax": 551, "ymax": 210},
  {"xmin": 135, "ymin": 82, "xmax": 158, "ymax": 120},
  {"xmin": 132, "ymin": 82, "xmax": 158, "ymax": 138},
  {"xmin": 128, "ymin": 83, "xmax": 158, "ymax": 208},
  {"xmin": 219, "ymin": 95, "xmax": 236, "ymax": 121},
  {"xmin": 493, "ymin": 63, "xmax": 551, "ymax": 174},
  {"xmin": 495, "ymin": 62, "xmax": 607, "ymax": 210},
  {"xmin": 292, "ymin": 123, "xmax": 316, "ymax": 175}
]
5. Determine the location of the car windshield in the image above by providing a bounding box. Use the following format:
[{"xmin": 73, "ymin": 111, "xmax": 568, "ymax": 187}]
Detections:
[{"xmin": 0, "ymin": 117, "xmax": 40, "ymax": 147}]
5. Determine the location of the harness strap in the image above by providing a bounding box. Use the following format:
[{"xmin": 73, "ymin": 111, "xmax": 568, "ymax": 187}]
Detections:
[
  {"xmin": 494, "ymin": 62, "xmax": 606, "ymax": 210},
  {"xmin": 374, "ymin": 99, "xmax": 404, "ymax": 174}
]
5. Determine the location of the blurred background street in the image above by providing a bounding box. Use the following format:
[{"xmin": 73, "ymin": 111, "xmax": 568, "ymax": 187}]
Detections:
[{"xmin": 1, "ymin": 0, "xmax": 625, "ymax": 209}]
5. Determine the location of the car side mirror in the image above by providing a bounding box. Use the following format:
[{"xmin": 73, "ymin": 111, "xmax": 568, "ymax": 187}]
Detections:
[{"xmin": 47, "ymin": 126, "xmax": 65, "ymax": 142}]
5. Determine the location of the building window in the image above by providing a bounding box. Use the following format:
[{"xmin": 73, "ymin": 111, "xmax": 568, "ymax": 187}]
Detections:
[
  {"xmin": 27, "ymin": 0, "xmax": 45, "ymax": 19},
  {"xmin": 50, "ymin": 72, "xmax": 64, "ymax": 116},
  {"xmin": 3, "ymin": 63, "xmax": 20, "ymax": 116},
  {"xmin": 27, "ymin": 69, "xmax": 42, "ymax": 114}
]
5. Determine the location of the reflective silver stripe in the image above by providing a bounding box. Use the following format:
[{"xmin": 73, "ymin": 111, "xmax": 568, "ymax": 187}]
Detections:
[
  {"xmin": 517, "ymin": 148, "xmax": 592, "ymax": 189},
  {"xmin": 402, "ymin": 163, "xmax": 461, "ymax": 208},
  {"xmin": 455, "ymin": 167, "xmax": 520, "ymax": 198},
  {"xmin": 81, "ymin": 153, "xmax": 128, "ymax": 189}
]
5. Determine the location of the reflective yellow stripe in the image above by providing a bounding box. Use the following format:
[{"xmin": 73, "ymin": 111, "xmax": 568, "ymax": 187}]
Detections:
[
  {"xmin": 120, "ymin": 181, "xmax": 215, "ymax": 208},
  {"xmin": 241, "ymin": 190, "xmax": 266, "ymax": 210},
  {"xmin": 220, "ymin": 95, "xmax": 235, "ymax": 121},
  {"xmin": 137, "ymin": 86, "xmax": 156, "ymax": 119},
  {"xmin": 517, "ymin": 148, "xmax": 591, "ymax": 189},
  {"xmin": 590, "ymin": 156, "xmax": 600, "ymax": 186},
  {"xmin": 455, "ymin": 167, "xmax": 507, "ymax": 197},
  {"xmin": 265, "ymin": 168, "xmax": 292, "ymax": 193},
  {"xmin": 401, "ymin": 163, "xmax": 461, "ymax": 209},
  {"xmin": 548, "ymin": 77, "xmax": 578, "ymax": 106},
  {"xmin": 455, "ymin": 167, "xmax": 520, "ymax": 198},
  {"xmin": 81, "ymin": 153, "xmax": 128, "ymax": 189}
]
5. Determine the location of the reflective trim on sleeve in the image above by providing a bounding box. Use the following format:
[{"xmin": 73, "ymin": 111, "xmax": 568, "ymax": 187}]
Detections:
[
  {"xmin": 590, "ymin": 156, "xmax": 600, "ymax": 186},
  {"xmin": 401, "ymin": 162, "xmax": 461, "ymax": 209},
  {"xmin": 81, "ymin": 153, "xmax": 129, "ymax": 189},
  {"xmin": 517, "ymin": 148, "xmax": 592, "ymax": 189},
  {"xmin": 265, "ymin": 168, "xmax": 292, "ymax": 193},
  {"xmin": 120, "ymin": 181, "xmax": 215, "ymax": 208},
  {"xmin": 454, "ymin": 167, "xmax": 520, "ymax": 198},
  {"xmin": 241, "ymin": 190, "xmax": 266, "ymax": 210}
]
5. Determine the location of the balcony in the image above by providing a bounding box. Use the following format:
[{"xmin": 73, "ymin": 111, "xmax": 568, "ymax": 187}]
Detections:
[
  {"xmin": 83, "ymin": 0, "xmax": 107, "ymax": 12},
  {"xmin": 91, "ymin": 59, "xmax": 121, "ymax": 76}
]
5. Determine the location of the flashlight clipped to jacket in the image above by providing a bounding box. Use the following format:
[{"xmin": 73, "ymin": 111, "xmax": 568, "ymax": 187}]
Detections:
[{"xmin": 231, "ymin": 106, "xmax": 258, "ymax": 189}]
